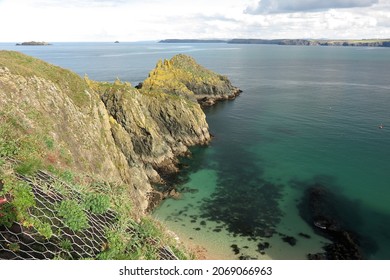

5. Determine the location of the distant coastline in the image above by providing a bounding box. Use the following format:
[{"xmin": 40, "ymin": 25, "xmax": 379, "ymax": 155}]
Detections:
[
  {"xmin": 16, "ymin": 41, "xmax": 51, "ymax": 46},
  {"xmin": 159, "ymin": 39, "xmax": 227, "ymax": 43},
  {"xmin": 160, "ymin": 38, "xmax": 390, "ymax": 48}
]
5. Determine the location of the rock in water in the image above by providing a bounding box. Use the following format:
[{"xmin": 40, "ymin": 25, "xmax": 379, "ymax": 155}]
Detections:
[
  {"xmin": 282, "ymin": 236, "xmax": 297, "ymax": 246},
  {"xmin": 299, "ymin": 185, "xmax": 364, "ymax": 259}
]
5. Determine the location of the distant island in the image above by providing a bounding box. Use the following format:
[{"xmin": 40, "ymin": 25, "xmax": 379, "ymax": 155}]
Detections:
[
  {"xmin": 16, "ymin": 41, "xmax": 51, "ymax": 46},
  {"xmin": 160, "ymin": 38, "xmax": 390, "ymax": 48}
]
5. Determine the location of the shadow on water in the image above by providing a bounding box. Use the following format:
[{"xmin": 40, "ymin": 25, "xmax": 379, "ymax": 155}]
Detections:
[
  {"xmin": 153, "ymin": 145, "xmax": 212, "ymax": 194},
  {"xmin": 291, "ymin": 176, "xmax": 390, "ymax": 259},
  {"xmin": 174, "ymin": 145, "xmax": 214, "ymax": 188},
  {"xmin": 199, "ymin": 145, "xmax": 284, "ymax": 240}
]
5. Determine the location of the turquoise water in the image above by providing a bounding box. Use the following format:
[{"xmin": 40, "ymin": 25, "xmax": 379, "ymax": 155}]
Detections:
[
  {"xmin": 2, "ymin": 42, "xmax": 389, "ymax": 259},
  {"xmin": 153, "ymin": 45, "xmax": 390, "ymax": 259}
]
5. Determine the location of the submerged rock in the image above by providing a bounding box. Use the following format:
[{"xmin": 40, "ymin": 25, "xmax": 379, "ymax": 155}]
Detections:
[
  {"xmin": 299, "ymin": 233, "xmax": 311, "ymax": 239},
  {"xmin": 299, "ymin": 185, "xmax": 364, "ymax": 259},
  {"xmin": 257, "ymin": 242, "xmax": 270, "ymax": 252},
  {"xmin": 231, "ymin": 244, "xmax": 240, "ymax": 255},
  {"xmin": 281, "ymin": 236, "xmax": 297, "ymax": 246}
]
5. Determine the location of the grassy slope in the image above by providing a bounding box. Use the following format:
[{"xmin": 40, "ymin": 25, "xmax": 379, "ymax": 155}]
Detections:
[{"xmin": 0, "ymin": 50, "xmax": 89, "ymax": 107}]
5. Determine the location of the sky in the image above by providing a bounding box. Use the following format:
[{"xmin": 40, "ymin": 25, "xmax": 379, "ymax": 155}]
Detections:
[{"xmin": 0, "ymin": 0, "xmax": 389, "ymax": 42}]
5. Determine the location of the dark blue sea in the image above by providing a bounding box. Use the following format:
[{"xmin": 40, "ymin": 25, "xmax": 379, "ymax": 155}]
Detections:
[{"xmin": 2, "ymin": 42, "xmax": 389, "ymax": 259}]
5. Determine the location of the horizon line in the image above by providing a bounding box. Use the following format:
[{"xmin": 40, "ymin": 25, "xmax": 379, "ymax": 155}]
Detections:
[{"xmin": 1, "ymin": 37, "xmax": 390, "ymax": 44}]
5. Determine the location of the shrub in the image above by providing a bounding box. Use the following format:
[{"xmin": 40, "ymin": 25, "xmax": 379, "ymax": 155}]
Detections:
[
  {"xmin": 0, "ymin": 138, "xmax": 19, "ymax": 157},
  {"xmin": 57, "ymin": 200, "xmax": 88, "ymax": 231},
  {"xmin": 0, "ymin": 203, "xmax": 17, "ymax": 227},
  {"xmin": 32, "ymin": 218, "xmax": 53, "ymax": 239},
  {"xmin": 84, "ymin": 193, "xmax": 110, "ymax": 215},
  {"xmin": 12, "ymin": 181, "xmax": 36, "ymax": 218},
  {"xmin": 0, "ymin": 180, "xmax": 35, "ymax": 226}
]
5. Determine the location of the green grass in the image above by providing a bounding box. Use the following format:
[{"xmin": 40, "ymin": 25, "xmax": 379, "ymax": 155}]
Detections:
[
  {"xmin": 0, "ymin": 50, "xmax": 90, "ymax": 107},
  {"xmin": 15, "ymin": 158, "xmax": 42, "ymax": 176}
]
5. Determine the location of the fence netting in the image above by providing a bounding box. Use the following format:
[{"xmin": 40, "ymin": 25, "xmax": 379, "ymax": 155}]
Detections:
[{"xmin": 0, "ymin": 168, "xmax": 178, "ymax": 260}]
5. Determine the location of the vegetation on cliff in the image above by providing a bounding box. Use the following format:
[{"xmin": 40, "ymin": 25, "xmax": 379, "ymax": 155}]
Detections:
[{"xmin": 0, "ymin": 50, "xmax": 239, "ymax": 259}]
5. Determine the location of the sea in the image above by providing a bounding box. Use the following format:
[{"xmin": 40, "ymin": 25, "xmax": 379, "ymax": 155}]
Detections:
[{"xmin": 1, "ymin": 42, "xmax": 389, "ymax": 259}]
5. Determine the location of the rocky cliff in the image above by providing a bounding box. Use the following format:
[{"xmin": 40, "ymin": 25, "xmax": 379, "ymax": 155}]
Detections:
[{"xmin": 0, "ymin": 51, "xmax": 239, "ymax": 217}]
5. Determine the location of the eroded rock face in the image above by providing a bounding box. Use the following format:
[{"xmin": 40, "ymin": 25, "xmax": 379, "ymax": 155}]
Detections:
[
  {"xmin": 98, "ymin": 78, "xmax": 211, "ymax": 181},
  {"xmin": 0, "ymin": 51, "xmax": 238, "ymax": 217}
]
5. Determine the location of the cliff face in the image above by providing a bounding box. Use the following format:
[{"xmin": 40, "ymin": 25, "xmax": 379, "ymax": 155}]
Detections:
[
  {"xmin": 0, "ymin": 51, "xmax": 234, "ymax": 217},
  {"xmin": 0, "ymin": 52, "xmax": 150, "ymax": 217},
  {"xmin": 95, "ymin": 78, "xmax": 210, "ymax": 178}
]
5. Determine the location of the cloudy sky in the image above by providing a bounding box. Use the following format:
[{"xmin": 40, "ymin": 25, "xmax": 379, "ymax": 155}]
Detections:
[{"xmin": 0, "ymin": 0, "xmax": 389, "ymax": 42}]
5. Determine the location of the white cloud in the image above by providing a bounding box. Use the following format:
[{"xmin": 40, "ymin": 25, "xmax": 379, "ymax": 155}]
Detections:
[
  {"xmin": 246, "ymin": 0, "xmax": 379, "ymax": 14},
  {"xmin": 0, "ymin": 0, "xmax": 389, "ymax": 41}
]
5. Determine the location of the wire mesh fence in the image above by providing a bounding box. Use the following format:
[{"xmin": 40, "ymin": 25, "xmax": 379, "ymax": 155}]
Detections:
[{"xmin": 0, "ymin": 167, "xmax": 178, "ymax": 260}]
